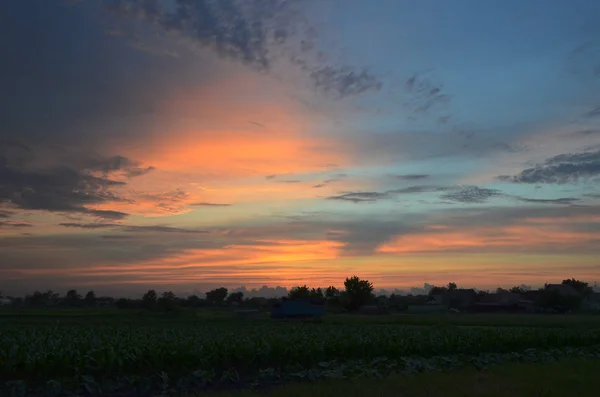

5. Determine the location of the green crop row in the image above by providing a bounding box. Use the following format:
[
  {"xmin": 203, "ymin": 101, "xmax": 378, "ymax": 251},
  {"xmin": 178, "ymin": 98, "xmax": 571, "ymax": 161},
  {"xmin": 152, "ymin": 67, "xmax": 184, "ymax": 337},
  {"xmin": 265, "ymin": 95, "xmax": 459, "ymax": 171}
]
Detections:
[{"xmin": 1, "ymin": 324, "xmax": 600, "ymax": 396}]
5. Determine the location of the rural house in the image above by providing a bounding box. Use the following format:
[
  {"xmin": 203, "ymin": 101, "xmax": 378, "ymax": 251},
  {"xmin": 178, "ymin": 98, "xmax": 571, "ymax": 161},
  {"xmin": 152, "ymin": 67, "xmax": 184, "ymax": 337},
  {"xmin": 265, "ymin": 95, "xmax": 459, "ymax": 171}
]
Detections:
[{"xmin": 544, "ymin": 284, "xmax": 580, "ymax": 297}]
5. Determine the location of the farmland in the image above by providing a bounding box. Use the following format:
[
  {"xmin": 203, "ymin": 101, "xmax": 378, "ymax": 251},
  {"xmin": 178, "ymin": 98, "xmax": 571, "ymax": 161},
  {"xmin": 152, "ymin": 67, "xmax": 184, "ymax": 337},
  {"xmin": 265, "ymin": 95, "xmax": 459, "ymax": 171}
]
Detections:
[{"xmin": 2, "ymin": 311, "xmax": 600, "ymax": 396}]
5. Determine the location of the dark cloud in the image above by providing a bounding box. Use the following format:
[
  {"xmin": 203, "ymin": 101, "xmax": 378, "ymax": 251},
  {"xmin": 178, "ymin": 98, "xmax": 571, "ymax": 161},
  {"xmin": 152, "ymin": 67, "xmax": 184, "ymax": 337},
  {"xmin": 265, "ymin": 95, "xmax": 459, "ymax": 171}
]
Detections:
[
  {"xmin": 265, "ymin": 175, "xmax": 276, "ymax": 180},
  {"xmin": 498, "ymin": 149, "xmax": 600, "ymax": 184},
  {"xmin": 394, "ymin": 174, "xmax": 430, "ymax": 181},
  {"xmin": 137, "ymin": 190, "xmax": 191, "ymax": 214},
  {"xmin": 585, "ymin": 107, "xmax": 600, "ymax": 118},
  {"xmin": 440, "ymin": 186, "xmax": 503, "ymax": 204},
  {"xmin": 404, "ymin": 72, "xmax": 451, "ymax": 117},
  {"xmin": 122, "ymin": 225, "xmax": 208, "ymax": 234},
  {"xmin": 309, "ymin": 67, "xmax": 382, "ymax": 99},
  {"xmin": 276, "ymin": 180, "xmax": 301, "ymax": 184},
  {"xmin": 326, "ymin": 191, "xmax": 390, "ymax": 203},
  {"xmin": 390, "ymin": 185, "xmax": 452, "ymax": 194},
  {"xmin": 102, "ymin": 0, "xmax": 383, "ymax": 99},
  {"xmin": 328, "ymin": 220, "xmax": 417, "ymax": 255},
  {"xmin": 312, "ymin": 174, "xmax": 347, "ymax": 188},
  {"xmin": 0, "ymin": 142, "xmax": 148, "ymax": 220},
  {"xmin": 59, "ymin": 222, "xmax": 208, "ymax": 234},
  {"xmin": 326, "ymin": 185, "xmax": 458, "ymax": 203},
  {"xmin": 191, "ymin": 202, "xmax": 232, "ymax": 207},
  {"xmin": 100, "ymin": 234, "xmax": 138, "ymax": 240},
  {"xmin": 59, "ymin": 223, "xmax": 118, "ymax": 229},
  {"xmin": 515, "ymin": 197, "xmax": 580, "ymax": 205},
  {"xmin": 0, "ymin": 221, "xmax": 32, "ymax": 228}
]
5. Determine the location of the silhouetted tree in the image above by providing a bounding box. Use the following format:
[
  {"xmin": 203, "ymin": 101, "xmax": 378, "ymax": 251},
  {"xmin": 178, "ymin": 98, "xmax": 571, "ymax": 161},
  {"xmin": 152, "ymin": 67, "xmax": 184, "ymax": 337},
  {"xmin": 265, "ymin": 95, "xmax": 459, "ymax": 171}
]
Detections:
[
  {"xmin": 115, "ymin": 298, "xmax": 129, "ymax": 309},
  {"xmin": 226, "ymin": 291, "xmax": 244, "ymax": 304},
  {"xmin": 344, "ymin": 276, "xmax": 374, "ymax": 311},
  {"xmin": 84, "ymin": 291, "xmax": 97, "ymax": 306},
  {"xmin": 288, "ymin": 285, "xmax": 310, "ymax": 300},
  {"xmin": 64, "ymin": 289, "xmax": 82, "ymax": 307},
  {"xmin": 509, "ymin": 286, "xmax": 524, "ymax": 294},
  {"xmin": 562, "ymin": 279, "xmax": 593, "ymax": 297},
  {"xmin": 429, "ymin": 286, "xmax": 448, "ymax": 296},
  {"xmin": 448, "ymin": 282, "xmax": 458, "ymax": 291},
  {"xmin": 205, "ymin": 287, "xmax": 228, "ymax": 304},
  {"xmin": 496, "ymin": 287, "xmax": 509, "ymax": 294},
  {"xmin": 186, "ymin": 295, "xmax": 202, "ymax": 307},
  {"xmin": 310, "ymin": 287, "xmax": 324, "ymax": 299},
  {"xmin": 325, "ymin": 286, "xmax": 339, "ymax": 298},
  {"xmin": 142, "ymin": 289, "xmax": 157, "ymax": 309},
  {"xmin": 158, "ymin": 291, "xmax": 177, "ymax": 312}
]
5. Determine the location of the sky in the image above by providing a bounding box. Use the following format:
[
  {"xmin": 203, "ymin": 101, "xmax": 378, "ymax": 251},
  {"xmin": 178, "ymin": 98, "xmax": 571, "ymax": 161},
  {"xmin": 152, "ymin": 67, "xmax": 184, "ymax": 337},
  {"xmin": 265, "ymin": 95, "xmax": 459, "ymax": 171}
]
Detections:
[{"xmin": 1, "ymin": 0, "xmax": 600, "ymax": 297}]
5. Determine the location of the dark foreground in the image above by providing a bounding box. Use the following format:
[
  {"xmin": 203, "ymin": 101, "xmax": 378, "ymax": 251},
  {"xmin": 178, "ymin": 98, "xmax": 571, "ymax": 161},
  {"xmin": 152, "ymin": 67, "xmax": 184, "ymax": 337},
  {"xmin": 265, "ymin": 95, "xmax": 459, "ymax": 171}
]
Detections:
[
  {"xmin": 1, "ymin": 310, "xmax": 599, "ymax": 396},
  {"xmin": 208, "ymin": 358, "xmax": 600, "ymax": 397}
]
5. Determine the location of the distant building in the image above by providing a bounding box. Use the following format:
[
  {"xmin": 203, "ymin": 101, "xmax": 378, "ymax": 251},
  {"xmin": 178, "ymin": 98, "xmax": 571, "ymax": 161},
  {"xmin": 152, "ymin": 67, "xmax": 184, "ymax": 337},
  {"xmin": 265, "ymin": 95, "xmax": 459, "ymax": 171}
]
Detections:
[
  {"xmin": 445, "ymin": 289, "xmax": 478, "ymax": 310},
  {"xmin": 582, "ymin": 293, "xmax": 600, "ymax": 312},
  {"xmin": 480, "ymin": 292, "xmax": 522, "ymax": 305},
  {"xmin": 0, "ymin": 298, "xmax": 12, "ymax": 306},
  {"xmin": 544, "ymin": 284, "xmax": 580, "ymax": 297},
  {"xmin": 270, "ymin": 298, "xmax": 325, "ymax": 319}
]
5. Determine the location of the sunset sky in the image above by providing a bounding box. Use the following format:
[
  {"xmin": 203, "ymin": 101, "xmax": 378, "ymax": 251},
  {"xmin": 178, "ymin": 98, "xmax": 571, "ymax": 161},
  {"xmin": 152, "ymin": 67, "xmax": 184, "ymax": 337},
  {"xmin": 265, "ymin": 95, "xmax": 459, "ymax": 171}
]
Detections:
[{"xmin": 1, "ymin": 0, "xmax": 600, "ymax": 297}]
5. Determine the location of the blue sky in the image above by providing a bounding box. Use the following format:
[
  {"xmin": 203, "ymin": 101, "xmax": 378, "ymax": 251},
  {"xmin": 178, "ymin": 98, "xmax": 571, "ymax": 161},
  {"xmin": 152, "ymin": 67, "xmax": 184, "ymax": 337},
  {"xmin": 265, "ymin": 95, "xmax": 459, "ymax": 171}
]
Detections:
[{"xmin": 0, "ymin": 0, "xmax": 599, "ymax": 297}]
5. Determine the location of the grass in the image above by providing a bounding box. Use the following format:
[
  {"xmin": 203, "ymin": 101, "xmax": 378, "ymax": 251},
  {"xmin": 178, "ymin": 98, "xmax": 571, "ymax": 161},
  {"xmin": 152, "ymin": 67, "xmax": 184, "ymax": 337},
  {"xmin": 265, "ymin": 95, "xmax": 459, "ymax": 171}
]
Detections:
[
  {"xmin": 207, "ymin": 358, "xmax": 600, "ymax": 397},
  {"xmin": 1, "ymin": 308, "xmax": 599, "ymax": 329}
]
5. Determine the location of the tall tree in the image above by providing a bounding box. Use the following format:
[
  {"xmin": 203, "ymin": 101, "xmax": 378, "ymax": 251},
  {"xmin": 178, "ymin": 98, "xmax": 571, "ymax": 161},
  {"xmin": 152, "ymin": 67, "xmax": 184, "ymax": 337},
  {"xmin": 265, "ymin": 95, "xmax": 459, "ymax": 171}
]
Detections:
[
  {"xmin": 448, "ymin": 282, "xmax": 458, "ymax": 291},
  {"xmin": 205, "ymin": 287, "xmax": 228, "ymax": 304},
  {"xmin": 84, "ymin": 291, "xmax": 97, "ymax": 306},
  {"xmin": 142, "ymin": 289, "xmax": 157, "ymax": 309},
  {"xmin": 562, "ymin": 279, "xmax": 593, "ymax": 297},
  {"xmin": 325, "ymin": 286, "xmax": 339, "ymax": 298},
  {"xmin": 310, "ymin": 287, "xmax": 324, "ymax": 299},
  {"xmin": 344, "ymin": 276, "xmax": 374, "ymax": 310},
  {"xmin": 429, "ymin": 285, "xmax": 448, "ymax": 296},
  {"xmin": 158, "ymin": 291, "xmax": 177, "ymax": 312},
  {"xmin": 288, "ymin": 285, "xmax": 310, "ymax": 300},
  {"xmin": 63, "ymin": 289, "xmax": 82, "ymax": 307},
  {"xmin": 226, "ymin": 291, "xmax": 244, "ymax": 304}
]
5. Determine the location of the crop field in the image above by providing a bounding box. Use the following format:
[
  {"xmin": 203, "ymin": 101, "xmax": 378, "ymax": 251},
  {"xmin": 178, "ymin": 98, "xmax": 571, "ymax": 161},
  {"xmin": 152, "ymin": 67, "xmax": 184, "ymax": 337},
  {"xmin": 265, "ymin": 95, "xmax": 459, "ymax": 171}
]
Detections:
[{"xmin": 2, "ymin": 314, "xmax": 600, "ymax": 396}]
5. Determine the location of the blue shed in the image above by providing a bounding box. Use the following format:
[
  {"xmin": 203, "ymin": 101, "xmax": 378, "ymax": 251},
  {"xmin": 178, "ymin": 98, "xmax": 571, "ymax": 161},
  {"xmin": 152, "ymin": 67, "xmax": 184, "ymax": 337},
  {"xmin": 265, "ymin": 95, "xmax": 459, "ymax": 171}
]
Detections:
[{"xmin": 270, "ymin": 298, "xmax": 325, "ymax": 319}]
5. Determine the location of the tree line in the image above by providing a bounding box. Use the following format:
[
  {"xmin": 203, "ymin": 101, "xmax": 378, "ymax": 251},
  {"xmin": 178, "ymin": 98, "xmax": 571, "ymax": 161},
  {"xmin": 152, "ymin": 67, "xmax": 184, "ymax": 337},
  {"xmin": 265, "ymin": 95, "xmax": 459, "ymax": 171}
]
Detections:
[{"xmin": 1, "ymin": 277, "xmax": 596, "ymax": 313}]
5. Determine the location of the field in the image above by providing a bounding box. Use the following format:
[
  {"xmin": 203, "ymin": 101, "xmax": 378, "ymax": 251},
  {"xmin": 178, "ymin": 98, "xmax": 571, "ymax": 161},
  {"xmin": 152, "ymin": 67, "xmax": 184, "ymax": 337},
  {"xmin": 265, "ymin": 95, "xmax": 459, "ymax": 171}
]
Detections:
[{"xmin": 1, "ymin": 309, "xmax": 600, "ymax": 396}]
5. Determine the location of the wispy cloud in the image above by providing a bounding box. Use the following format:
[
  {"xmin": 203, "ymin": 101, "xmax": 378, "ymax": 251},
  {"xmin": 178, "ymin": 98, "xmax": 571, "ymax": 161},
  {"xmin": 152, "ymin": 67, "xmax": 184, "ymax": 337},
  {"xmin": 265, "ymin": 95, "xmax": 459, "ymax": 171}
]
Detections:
[
  {"xmin": 103, "ymin": 0, "xmax": 383, "ymax": 99},
  {"xmin": 0, "ymin": 221, "xmax": 32, "ymax": 228},
  {"xmin": 514, "ymin": 197, "xmax": 580, "ymax": 205},
  {"xmin": 59, "ymin": 223, "xmax": 208, "ymax": 234},
  {"xmin": 440, "ymin": 187, "xmax": 503, "ymax": 204},
  {"xmin": 326, "ymin": 191, "xmax": 390, "ymax": 203},
  {"xmin": 191, "ymin": 202, "xmax": 232, "ymax": 207},
  {"xmin": 498, "ymin": 149, "xmax": 600, "ymax": 184},
  {"xmin": 394, "ymin": 174, "xmax": 430, "ymax": 181}
]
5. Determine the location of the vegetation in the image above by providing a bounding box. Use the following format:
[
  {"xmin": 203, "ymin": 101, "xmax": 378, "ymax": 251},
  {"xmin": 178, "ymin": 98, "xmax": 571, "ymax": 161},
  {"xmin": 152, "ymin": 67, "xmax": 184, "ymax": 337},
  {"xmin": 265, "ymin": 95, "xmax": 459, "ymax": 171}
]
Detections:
[
  {"xmin": 207, "ymin": 359, "xmax": 600, "ymax": 397},
  {"xmin": 1, "ymin": 320, "xmax": 600, "ymax": 396}
]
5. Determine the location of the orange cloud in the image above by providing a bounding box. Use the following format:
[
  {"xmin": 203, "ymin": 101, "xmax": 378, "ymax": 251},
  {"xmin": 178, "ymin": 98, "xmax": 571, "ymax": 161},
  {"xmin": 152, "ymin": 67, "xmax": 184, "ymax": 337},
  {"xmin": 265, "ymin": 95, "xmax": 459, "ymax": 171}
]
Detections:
[
  {"xmin": 37, "ymin": 239, "xmax": 345, "ymax": 287},
  {"xmin": 84, "ymin": 68, "xmax": 356, "ymax": 217},
  {"xmin": 378, "ymin": 223, "xmax": 600, "ymax": 254}
]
